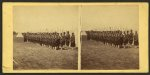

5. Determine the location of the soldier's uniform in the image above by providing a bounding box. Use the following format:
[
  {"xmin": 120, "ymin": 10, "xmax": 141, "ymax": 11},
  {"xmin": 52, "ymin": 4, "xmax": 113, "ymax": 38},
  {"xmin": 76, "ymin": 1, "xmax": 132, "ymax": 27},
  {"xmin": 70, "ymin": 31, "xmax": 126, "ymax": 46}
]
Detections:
[
  {"xmin": 66, "ymin": 31, "xmax": 70, "ymax": 47},
  {"xmin": 53, "ymin": 33, "xmax": 57, "ymax": 49},
  {"xmin": 62, "ymin": 32, "xmax": 66, "ymax": 46},
  {"xmin": 134, "ymin": 31, "xmax": 139, "ymax": 46},
  {"xmin": 86, "ymin": 31, "xmax": 90, "ymax": 40},
  {"xmin": 22, "ymin": 33, "xmax": 27, "ymax": 42},
  {"xmin": 56, "ymin": 33, "xmax": 60, "ymax": 50},
  {"xmin": 39, "ymin": 33, "xmax": 42, "ymax": 46},
  {"xmin": 124, "ymin": 31, "xmax": 129, "ymax": 46},
  {"xmin": 59, "ymin": 33, "xmax": 63, "ymax": 48},
  {"xmin": 129, "ymin": 30, "xmax": 134, "ymax": 45},
  {"xmin": 47, "ymin": 33, "xmax": 51, "ymax": 47},
  {"xmin": 118, "ymin": 31, "xmax": 123, "ymax": 48},
  {"xmin": 70, "ymin": 33, "xmax": 75, "ymax": 47}
]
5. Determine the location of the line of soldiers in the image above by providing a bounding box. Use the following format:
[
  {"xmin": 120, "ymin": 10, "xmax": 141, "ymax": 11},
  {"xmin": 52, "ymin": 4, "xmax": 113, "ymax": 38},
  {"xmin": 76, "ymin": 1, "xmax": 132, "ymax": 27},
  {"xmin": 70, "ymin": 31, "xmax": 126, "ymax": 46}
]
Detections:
[
  {"xmin": 86, "ymin": 30, "xmax": 139, "ymax": 48},
  {"xmin": 22, "ymin": 31, "xmax": 76, "ymax": 50}
]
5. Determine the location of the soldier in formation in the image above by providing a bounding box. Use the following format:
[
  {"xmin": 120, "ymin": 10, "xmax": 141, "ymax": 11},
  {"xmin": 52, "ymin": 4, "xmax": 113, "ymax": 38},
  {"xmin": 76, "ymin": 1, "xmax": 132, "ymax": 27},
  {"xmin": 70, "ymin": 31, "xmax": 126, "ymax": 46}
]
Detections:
[
  {"xmin": 86, "ymin": 30, "xmax": 139, "ymax": 48},
  {"xmin": 22, "ymin": 31, "xmax": 76, "ymax": 50}
]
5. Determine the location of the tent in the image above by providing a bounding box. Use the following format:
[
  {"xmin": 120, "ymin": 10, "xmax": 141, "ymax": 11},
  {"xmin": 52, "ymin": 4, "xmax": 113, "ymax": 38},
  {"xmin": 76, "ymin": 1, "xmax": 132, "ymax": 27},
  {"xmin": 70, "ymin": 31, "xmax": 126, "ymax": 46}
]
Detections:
[
  {"xmin": 16, "ymin": 33, "xmax": 23, "ymax": 37},
  {"xmin": 81, "ymin": 31, "xmax": 87, "ymax": 35}
]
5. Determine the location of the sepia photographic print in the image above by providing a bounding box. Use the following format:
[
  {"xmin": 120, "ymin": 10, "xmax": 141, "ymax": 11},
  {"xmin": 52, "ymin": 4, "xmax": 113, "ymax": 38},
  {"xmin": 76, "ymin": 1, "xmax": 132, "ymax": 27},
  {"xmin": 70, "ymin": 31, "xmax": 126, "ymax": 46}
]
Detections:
[
  {"xmin": 13, "ymin": 5, "xmax": 79, "ymax": 70},
  {"xmin": 81, "ymin": 5, "xmax": 139, "ymax": 70},
  {"xmin": 2, "ymin": 3, "xmax": 148, "ymax": 73}
]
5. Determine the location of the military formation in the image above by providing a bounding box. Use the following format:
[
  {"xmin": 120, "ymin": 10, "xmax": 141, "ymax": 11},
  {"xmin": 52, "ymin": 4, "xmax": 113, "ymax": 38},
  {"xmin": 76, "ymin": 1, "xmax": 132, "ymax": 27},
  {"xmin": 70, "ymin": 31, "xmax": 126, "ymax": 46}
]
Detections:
[
  {"xmin": 22, "ymin": 31, "xmax": 76, "ymax": 50},
  {"xmin": 86, "ymin": 30, "xmax": 139, "ymax": 48}
]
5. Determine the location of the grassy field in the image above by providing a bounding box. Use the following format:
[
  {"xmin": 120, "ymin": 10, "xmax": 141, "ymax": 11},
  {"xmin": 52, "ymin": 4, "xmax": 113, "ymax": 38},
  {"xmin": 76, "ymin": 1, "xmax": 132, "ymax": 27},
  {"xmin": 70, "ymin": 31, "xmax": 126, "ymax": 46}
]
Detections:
[
  {"xmin": 81, "ymin": 38, "xmax": 139, "ymax": 70},
  {"xmin": 13, "ymin": 37, "xmax": 78, "ymax": 70}
]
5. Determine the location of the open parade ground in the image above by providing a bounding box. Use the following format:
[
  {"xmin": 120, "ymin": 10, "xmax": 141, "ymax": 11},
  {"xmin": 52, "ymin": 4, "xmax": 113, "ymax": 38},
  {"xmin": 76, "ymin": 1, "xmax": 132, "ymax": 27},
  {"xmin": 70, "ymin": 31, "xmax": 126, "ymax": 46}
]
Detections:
[
  {"xmin": 13, "ymin": 37, "xmax": 78, "ymax": 70},
  {"xmin": 13, "ymin": 36, "xmax": 139, "ymax": 70},
  {"xmin": 81, "ymin": 38, "xmax": 139, "ymax": 70}
]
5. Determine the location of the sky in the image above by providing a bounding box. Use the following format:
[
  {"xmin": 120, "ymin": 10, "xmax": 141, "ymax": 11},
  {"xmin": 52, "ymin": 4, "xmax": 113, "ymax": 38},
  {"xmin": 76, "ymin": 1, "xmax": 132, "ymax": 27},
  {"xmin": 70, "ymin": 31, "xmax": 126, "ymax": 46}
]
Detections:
[
  {"xmin": 81, "ymin": 5, "xmax": 139, "ymax": 31},
  {"xmin": 13, "ymin": 6, "xmax": 79, "ymax": 33}
]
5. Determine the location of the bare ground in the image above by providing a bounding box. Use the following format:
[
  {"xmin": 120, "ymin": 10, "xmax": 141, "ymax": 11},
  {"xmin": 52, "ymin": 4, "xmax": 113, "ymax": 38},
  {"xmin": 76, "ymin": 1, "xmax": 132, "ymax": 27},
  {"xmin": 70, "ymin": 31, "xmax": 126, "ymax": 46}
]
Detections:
[
  {"xmin": 81, "ymin": 40, "xmax": 139, "ymax": 70},
  {"xmin": 13, "ymin": 37, "xmax": 78, "ymax": 70}
]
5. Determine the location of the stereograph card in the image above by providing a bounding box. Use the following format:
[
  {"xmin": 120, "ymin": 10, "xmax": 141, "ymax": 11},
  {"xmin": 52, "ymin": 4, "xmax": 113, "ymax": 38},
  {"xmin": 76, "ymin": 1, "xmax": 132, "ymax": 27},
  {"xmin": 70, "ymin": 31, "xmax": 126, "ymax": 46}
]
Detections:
[{"xmin": 2, "ymin": 2, "xmax": 149, "ymax": 73}]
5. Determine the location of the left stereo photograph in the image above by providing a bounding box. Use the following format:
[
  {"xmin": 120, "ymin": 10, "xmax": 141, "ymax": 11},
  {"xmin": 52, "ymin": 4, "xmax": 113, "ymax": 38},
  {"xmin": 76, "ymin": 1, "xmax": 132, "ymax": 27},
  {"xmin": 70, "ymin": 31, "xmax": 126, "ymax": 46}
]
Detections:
[{"xmin": 12, "ymin": 5, "xmax": 79, "ymax": 70}]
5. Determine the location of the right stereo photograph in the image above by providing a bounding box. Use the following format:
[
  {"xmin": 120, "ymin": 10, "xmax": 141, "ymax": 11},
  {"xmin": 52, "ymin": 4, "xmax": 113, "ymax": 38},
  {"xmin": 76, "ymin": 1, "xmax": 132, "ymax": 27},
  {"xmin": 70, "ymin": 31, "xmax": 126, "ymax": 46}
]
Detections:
[{"xmin": 81, "ymin": 5, "xmax": 139, "ymax": 70}]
